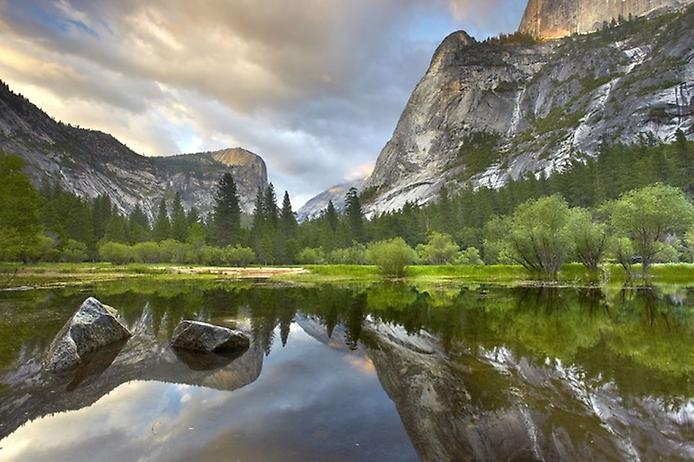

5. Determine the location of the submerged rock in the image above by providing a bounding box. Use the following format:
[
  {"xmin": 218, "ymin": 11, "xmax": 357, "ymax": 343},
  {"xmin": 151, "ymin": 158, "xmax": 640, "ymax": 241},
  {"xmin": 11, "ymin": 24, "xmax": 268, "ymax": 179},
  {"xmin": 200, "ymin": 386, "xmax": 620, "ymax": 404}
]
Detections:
[
  {"xmin": 44, "ymin": 297, "xmax": 132, "ymax": 372},
  {"xmin": 171, "ymin": 320, "xmax": 250, "ymax": 353}
]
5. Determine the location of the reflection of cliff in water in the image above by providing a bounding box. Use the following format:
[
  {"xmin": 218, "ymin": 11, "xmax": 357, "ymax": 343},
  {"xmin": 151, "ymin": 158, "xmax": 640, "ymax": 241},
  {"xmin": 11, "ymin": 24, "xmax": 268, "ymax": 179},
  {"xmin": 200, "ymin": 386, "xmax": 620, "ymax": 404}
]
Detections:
[
  {"xmin": 361, "ymin": 317, "xmax": 693, "ymax": 462},
  {"xmin": 0, "ymin": 305, "xmax": 263, "ymax": 440}
]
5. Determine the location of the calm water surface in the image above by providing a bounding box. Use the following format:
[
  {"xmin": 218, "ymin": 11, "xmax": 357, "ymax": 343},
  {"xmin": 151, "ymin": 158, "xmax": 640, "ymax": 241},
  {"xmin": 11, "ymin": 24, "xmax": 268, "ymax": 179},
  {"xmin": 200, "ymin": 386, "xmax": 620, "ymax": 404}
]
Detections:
[{"xmin": 0, "ymin": 281, "xmax": 693, "ymax": 461}]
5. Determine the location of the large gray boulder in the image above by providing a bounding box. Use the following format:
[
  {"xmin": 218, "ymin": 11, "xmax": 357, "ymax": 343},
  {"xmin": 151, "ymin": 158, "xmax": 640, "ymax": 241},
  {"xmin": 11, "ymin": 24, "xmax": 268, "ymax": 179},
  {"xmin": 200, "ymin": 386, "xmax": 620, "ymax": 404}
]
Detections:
[
  {"xmin": 44, "ymin": 297, "xmax": 132, "ymax": 372},
  {"xmin": 171, "ymin": 320, "xmax": 250, "ymax": 353}
]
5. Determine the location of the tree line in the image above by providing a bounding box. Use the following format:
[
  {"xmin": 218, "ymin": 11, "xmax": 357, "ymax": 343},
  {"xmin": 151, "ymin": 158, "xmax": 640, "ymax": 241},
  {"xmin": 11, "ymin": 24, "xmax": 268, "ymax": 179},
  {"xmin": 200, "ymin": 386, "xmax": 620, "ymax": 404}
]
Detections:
[{"xmin": 0, "ymin": 134, "xmax": 692, "ymax": 277}]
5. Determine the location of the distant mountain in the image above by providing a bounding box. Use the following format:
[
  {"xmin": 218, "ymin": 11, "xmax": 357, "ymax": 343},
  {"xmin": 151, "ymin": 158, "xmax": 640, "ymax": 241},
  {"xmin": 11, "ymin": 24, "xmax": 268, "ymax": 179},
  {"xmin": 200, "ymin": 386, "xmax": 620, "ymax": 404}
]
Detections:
[
  {"xmin": 296, "ymin": 177, "xmax": 366, "ymax": 222},
  {"xmin": 0, "ymin": 81, "xmax": 267, "ymax": 218},
  {"xmin": 364, "ymin": 4, "xmax": 694, "ymax": 214}
]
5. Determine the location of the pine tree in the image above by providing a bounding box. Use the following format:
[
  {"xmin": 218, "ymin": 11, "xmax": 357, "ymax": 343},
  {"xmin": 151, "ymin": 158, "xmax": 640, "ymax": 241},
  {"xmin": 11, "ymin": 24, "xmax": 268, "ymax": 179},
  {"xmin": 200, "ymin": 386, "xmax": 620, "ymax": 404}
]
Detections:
[
  {"xmin": 325, "ymin": 200, "xmax": 339, "ymax": 232},
  {"xmin": 171, "ymin": 192, "xmax": 188, "ymax": 242},
  {"xmin": 252, "ymin": 186, "xmax": 266, "ymax": 261},
  {"xmin": 128, "ymin": 204, "xmax": 150, "ymax": 243},
  {"xmin": 345, "ymin": 187, "xmax": 365, "ymax": 243},
  {"xmin": 211, "ymin": 173, "xmax": 241, "ymax": 246},
  {"xmin": 278, "ymin": 191, "xmax": 298, "ymax": 263},
  {"xmin": 152, "ymin": 198, "xmax": 170, "ymax": 242}
]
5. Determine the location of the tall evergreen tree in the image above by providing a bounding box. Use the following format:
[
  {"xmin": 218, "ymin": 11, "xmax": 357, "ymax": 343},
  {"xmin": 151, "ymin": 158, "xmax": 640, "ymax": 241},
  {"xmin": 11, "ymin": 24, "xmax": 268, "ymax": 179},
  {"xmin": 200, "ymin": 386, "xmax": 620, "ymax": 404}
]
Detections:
[
  {"xmin": 171, "ymin": 191, "xmax": 188, "ymax": 242},
  {"xmin": 212, "ymin": 173, "xmax": 241, "ymax": 246},
  {"xmin": 264, "ymin": 183, "xmax": 279, "ymax": 229},
  {"xmin": 345, "ymin": 187, "xmax": 365, "ymax": 242},
  {"xmin": 152, "ymin": 198, "xmax": 170, "ymax": 242},
  {"xmin": 128, "ymin": 204, "xmax": 150, "ymax": 243},
  {"xmin": 278, "ymin": 191, "xmax": 298, "ymax": 263},
  {"xmin": 325, "ymin": 200, "xmax": 339, "ymax": 232}
]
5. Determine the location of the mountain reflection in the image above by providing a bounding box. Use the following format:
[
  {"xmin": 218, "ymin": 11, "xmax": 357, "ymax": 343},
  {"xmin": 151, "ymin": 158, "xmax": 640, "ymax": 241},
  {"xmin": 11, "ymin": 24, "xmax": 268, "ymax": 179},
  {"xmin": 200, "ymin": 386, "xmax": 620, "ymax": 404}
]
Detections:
[{"xmin": 1, "ymin": 281, "xmax": 693, "ymax": 461}]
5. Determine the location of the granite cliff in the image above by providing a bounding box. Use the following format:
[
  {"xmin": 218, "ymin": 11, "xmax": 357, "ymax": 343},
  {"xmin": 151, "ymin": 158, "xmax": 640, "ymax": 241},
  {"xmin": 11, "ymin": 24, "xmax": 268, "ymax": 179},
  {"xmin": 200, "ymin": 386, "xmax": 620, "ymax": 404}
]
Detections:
[
  {"xmin": 519, "ymin": 0, "xmax": 693, "ymax": 38},
  {"xmin": 0, "ymin": 82, "xmax": 267, "ymax": 217},
  {"xmin": 363, "ymin": 4, "xmax": 694, "ymax": 215}
]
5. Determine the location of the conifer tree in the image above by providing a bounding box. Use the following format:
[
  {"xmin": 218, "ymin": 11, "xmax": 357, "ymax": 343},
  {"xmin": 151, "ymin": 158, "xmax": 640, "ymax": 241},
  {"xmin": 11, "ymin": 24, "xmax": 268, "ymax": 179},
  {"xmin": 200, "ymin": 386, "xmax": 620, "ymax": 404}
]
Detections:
[
  {"xmin": 152, "ymin": 198, "xmax": 170, "ymax": 242},
  {"xmin": 171, "ymin": 191, "xmax": 188, "ymax": 242},
  {"xmin": 345, "ymin": 187, "xmax": 365, "ymax": 243},
  {"xmin": 128, "ymin": 204, "xmax": 150, "ymax": 243},
  {"xmin": 325, "ymin": 200, "xmax": 339, "ymax": 232},
  {"xmin": 211, "ymin": 173, "xmax": 241, "ymax": 246}
]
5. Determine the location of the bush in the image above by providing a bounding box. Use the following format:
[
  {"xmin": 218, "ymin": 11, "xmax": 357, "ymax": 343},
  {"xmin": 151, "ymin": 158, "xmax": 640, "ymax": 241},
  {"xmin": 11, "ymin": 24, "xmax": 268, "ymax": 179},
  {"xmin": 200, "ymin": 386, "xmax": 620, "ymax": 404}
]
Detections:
[
  {"xmin": 159, "ymin": 239, "xmax": 187, "ymax": 263},
  {"xmin": 60, "ymin": 239, "xmax": 89, "ymax": 263},
  {"xmin": 456, "ymin": 247, "xmax": 484, "ymax": 265},
  {"xmin": 99, "ymin": 241, "xmax": 133, "ymax": 265},
  {"xmin": 224, "ymin": 245, "xmax": 255, "ymax": 266},
  {"xmin": 416, "ymin": 232, "xmax": 459, "ymax": 264},
  {"xmin": 132, "ymin": 241, "xmax": 160, "ymax": 263},
  {"xmin": 296, "ymin": 247, "xmax": 326, "ymax": 264},
  {"xmin": 367, "ymin": 238, "xmax": 417, "ymax": 277},
  {"xmin": 200, "ymin": 246, "xmax": 225, "ymax": 266},
  {"xmin": 327, "ymin": 244, "xmax": 368, "ymax": 264}
]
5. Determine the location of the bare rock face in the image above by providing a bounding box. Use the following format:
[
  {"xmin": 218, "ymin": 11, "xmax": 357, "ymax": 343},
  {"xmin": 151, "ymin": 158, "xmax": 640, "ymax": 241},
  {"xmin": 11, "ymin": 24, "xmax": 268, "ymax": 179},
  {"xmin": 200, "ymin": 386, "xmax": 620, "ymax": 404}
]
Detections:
[
  {"xmin": 44, "ymin": 297, "xmax": 132, "ymax": 372},
  {"xmin": 171, "ymin": 320, "xmax": 250, "ymax": 353},
  {"xmin": 365, "ymin": 6, "xmax": 694, "ymax": 215},
  {"xmin": 0, "ymin": 81, "xmax": 268, "ymax": 218},
  {"xmin": 519, "ymin": 0, "xmax": 693, "ymax": 39}
]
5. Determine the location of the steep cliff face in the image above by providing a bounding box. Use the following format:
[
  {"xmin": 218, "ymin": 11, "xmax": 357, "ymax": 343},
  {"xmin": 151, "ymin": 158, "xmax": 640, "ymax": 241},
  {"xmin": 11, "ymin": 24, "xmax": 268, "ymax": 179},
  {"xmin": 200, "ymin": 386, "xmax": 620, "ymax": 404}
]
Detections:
[
  {"xmin": 519, "ymin": 0, "xmax": 693, "ymax": 39},
  {"xmin": 365, "ymin": 5, "xmax": 694, "ymax": 214},
  {"xmin": 0, "ymin": 82, "xmax": 267, "ymax": 217},
  {"xmin": 296, "ymin": 177, "xmax": 365, "ymax": 222}
]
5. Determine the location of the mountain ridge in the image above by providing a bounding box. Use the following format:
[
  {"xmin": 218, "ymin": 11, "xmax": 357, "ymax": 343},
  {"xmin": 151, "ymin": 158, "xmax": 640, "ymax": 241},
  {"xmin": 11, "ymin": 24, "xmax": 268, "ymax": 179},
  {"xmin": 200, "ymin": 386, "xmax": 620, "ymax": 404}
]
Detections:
[
  {"xmin": 362, "ymin": 4, "xmax": 694, "ymax": 215},
  {"xmin": 0, "ymin": 81, "xmax": 267, "ymax": 218}
]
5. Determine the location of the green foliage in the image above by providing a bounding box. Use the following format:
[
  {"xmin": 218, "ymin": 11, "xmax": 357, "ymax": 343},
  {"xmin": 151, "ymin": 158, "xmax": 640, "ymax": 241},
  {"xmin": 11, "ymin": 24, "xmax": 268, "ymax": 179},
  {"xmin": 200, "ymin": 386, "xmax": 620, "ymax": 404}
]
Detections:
[
  {"xmin": 607, "ymin": 184, "xmax": 694, "ymax": 272},
  {"xmin": 416, "ymin": 232, "xmax": 459, "ymax": 264},
  {"xmin": 567, "ymin": 208, "xmax": 608, "ymax": 272},
  {"xmin": 0, "ymin": 154, "xmax": 43, "ymax": 262},
  {"xmin": 296, "ymin": 247, "xmax": 326, "ymax": 264},
  {"xmin": 152, "ymin": 198, "xmax": 170, "ymax": 242},
  {"xmin": 98, "ymin": 241, "xmax": 133, "ymax": 265},
  {"xmin": 367, "ymin": 238, "xmax": 417, "ymax": 277},
  {"xmin": 456, "ymin": 247, "xmax": 484, "ymax": 266},
  {"xmin": 455, "ymin": 131, "xmax": 501, "ymax": 180},
  {"xmin": 500, "ymin": 195, "xmax": 573, "ymax": 277},
  {"xmin": 327, "ymin": 244, "xmax": 368, "ymax": 264}
]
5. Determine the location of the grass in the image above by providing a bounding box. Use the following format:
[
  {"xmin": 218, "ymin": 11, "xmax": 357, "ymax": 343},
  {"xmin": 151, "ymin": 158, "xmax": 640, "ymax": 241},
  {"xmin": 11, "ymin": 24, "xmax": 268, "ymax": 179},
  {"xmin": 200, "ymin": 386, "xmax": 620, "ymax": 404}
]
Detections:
[{"xmin": 1, "ymin": 262, "xmax": 693, "ymax": 289}]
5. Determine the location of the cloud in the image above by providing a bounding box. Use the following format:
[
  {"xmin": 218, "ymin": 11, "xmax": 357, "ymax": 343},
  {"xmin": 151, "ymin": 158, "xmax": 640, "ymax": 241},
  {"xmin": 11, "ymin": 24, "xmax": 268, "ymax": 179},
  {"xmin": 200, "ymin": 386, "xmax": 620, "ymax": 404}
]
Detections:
[{"xmin": 0, "ymin": 0, "xmax": 525, "ymax": 207}]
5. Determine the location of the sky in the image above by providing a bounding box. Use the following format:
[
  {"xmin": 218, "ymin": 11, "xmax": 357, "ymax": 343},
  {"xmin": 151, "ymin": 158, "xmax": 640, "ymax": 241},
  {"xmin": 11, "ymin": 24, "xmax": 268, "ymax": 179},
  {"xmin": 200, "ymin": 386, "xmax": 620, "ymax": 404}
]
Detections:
[{"xmin": 0, "ymin": 0, "xmax": 526, "ymax": 208}]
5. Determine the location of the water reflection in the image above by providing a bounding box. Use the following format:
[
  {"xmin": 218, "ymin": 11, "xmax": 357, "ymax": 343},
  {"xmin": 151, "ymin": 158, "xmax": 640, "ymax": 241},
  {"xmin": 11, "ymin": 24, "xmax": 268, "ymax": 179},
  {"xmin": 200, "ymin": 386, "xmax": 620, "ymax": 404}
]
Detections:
[{"xmin": 0, "ymin": 281, "xmax": 693, "ymax": 461}]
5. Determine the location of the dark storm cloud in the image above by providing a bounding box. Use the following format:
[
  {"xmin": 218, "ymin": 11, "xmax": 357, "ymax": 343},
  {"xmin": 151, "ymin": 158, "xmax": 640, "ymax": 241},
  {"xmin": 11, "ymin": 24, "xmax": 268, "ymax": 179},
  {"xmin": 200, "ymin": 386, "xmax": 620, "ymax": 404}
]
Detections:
[{"xmin": 0, "ymin": 0, "xmax": 525, "ymax": 206}]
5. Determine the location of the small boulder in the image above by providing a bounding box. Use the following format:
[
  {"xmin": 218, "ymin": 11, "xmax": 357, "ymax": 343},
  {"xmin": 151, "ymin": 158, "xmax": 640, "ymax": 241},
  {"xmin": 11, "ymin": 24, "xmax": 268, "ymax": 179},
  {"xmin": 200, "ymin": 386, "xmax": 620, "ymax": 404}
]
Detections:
[
  {"xmin": 44, "ymin": 297, "xmax": 132, "ymax": 372},
  {"xmin": 171, "ymin": 320, "xmax": 250, "ymax": 353}
]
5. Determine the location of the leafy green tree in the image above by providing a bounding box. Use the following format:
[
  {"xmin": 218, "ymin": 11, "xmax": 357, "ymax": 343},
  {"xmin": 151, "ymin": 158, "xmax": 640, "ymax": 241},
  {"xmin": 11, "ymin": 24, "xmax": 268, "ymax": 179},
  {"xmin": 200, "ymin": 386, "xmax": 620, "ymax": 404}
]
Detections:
[
  {"xmin": 607, "ymin": 184, "xmax": 694, "ymax": 272},
  {"xmin": 416, "ymin": 232, "xmax": 459, "ymax": 264},
  {"xmin": 171, "ymin": 192, "xmax": 188, "ymax": 242},
  {"xmin": 98, "ymin": 241, "xmax": 133, "ymax": 264},
  {"xmin": 367, "ymin": 238, "xmax": 417, "ymax": 277},
  {"xmin": 503, "ymin": 195, "xmax": 573, "ymax": 278},
  {"xmin": 609, "ymin": 236, "xmax": 635, "ymax": 280},
  {"xmin": 152, "ymin": 198, "xmax": 171, "ymax": 242},
  {"xmin": 0, "ymin": 154, "xmax": 43, "ymax": 262},
  {"xmin": 567, "ymin": 208, "xmax": 608, "ymax": 272},
  {"xmin": 212, "ymin": 173, "xmax": 241, "ymax": 246}
]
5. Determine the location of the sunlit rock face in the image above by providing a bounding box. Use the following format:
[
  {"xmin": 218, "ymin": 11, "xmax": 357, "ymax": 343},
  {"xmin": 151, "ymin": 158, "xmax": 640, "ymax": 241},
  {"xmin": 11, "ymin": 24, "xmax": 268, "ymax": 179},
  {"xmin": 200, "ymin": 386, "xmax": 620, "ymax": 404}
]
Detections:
[
  {"xmin": 365, "ymin": 6, "xmax": 694, "ymax": 215},
  {"xmin": 519, "ymin": 0, "xmax": 693, "ymax": 39},
  {"xmin": 0, "ymin": 82, "xmax": 267, "ymax": 218}
]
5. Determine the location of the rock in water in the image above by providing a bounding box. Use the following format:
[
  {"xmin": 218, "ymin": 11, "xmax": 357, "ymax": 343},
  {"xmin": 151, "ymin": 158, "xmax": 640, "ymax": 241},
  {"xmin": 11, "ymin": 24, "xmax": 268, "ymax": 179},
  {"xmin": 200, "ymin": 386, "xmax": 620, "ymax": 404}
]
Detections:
[
  {"xmin": 171, "ymin": 320, "xmax": 250, "ymax": 353},
  {"xmin": 44, "ymin": 297, "xmax": 132, "ymax": 372}
]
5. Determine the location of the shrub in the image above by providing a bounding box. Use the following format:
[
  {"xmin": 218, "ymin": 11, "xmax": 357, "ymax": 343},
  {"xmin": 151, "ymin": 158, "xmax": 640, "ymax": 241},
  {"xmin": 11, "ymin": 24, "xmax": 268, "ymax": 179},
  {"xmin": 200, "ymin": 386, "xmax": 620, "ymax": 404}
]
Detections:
[
  {"xmin": 456, "ymin": 247, "xmax": 484, "ymax": 266},
  {"xmin": 60, "ymin": 239, "xmax": 89, "ymax": 263},
  {"xmin": 367, "ymin": 238, "xmax": 417, "ymax": 277},
  {"xmin": 99, "ymin": 241, "xmax": 133, "ymax": 265},
  {"xmin": 416, "ymin": 232, "xmax": 459, "ymax": 264},
  {"xmin": 224, "ymin": 245, "xmax": 255, "ymax": 266},
  {"xmin": 132, "ymin": 241, "xmax": 160, "ymax": 263},
  {"xmin": 296, "ymin": 247, "xmax": 326, "ymax": 264}
]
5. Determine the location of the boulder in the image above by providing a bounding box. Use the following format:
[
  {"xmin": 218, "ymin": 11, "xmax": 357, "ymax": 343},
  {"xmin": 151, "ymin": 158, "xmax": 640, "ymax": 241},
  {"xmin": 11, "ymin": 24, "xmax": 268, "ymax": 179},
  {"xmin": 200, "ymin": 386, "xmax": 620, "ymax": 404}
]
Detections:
[
  {"xmin": 171, "ymin": 320, "xmax": 250, "ymax": 353},
  {"xmin": 44, "ymin": 297, "xmax": 132, "ymax": 372}
]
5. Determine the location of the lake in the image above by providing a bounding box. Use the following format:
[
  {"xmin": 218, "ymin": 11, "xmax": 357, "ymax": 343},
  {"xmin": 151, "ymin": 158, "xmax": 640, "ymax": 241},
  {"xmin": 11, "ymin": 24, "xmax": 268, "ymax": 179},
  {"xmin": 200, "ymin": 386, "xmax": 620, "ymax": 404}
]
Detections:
[{"xmin": 0, "ymin": 281, "xmax": 693, "ymax": 461}]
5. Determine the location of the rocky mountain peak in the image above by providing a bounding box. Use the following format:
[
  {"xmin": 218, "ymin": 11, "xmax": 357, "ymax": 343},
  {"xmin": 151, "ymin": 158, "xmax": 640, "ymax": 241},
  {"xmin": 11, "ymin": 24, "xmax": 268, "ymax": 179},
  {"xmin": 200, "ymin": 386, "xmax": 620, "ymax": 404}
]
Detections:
[
  {"xmin": 519, "ymin": 0, "xmax": 694, "ymax": 39},
  {"xmin": 429, "ymin": 31, "xmax": 476, "ymax": 72}
]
